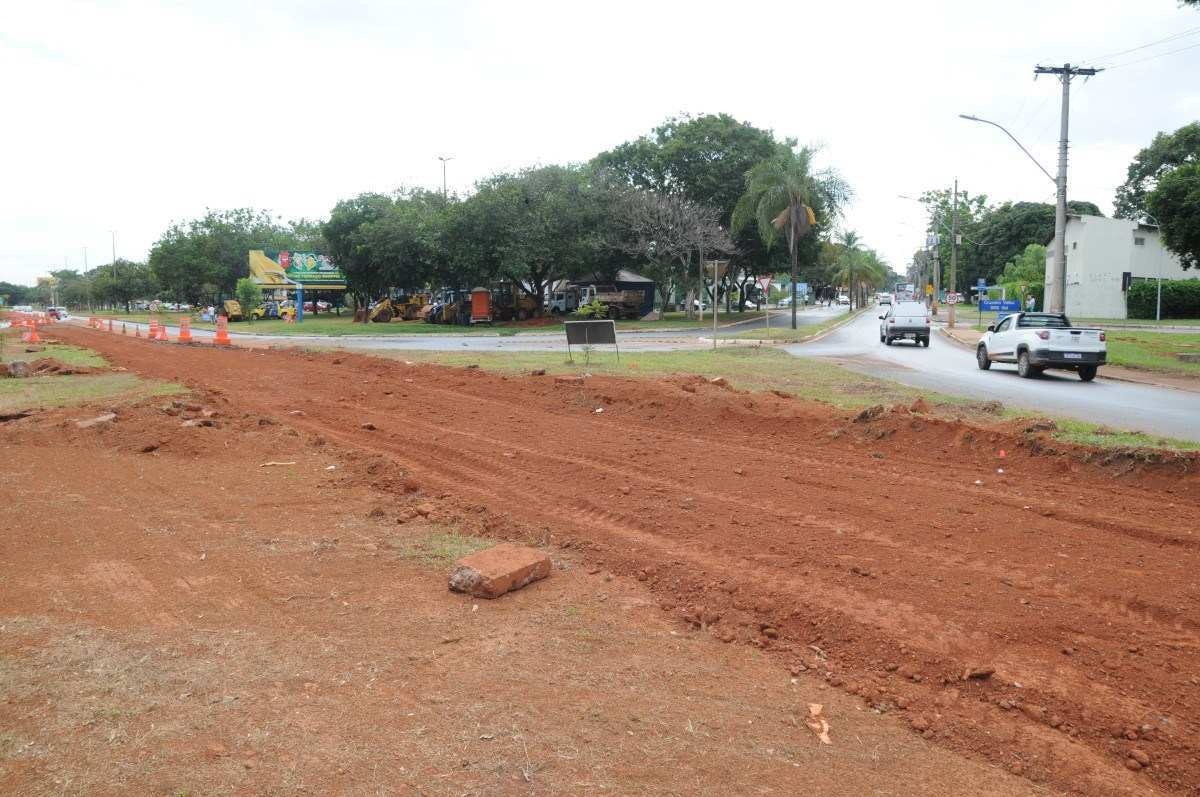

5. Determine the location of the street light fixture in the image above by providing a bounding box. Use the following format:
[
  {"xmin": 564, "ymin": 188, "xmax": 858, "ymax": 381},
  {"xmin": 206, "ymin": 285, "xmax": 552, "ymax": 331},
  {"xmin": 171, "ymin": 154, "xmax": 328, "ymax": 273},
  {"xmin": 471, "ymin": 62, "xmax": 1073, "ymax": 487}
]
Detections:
[
  {"xmin": 959, "ymin": 113, "xmax": 1067, "ymax": 314},
  {"xmin": 437, "ymin": 155, "xmax": 454, "ymax": 199}
]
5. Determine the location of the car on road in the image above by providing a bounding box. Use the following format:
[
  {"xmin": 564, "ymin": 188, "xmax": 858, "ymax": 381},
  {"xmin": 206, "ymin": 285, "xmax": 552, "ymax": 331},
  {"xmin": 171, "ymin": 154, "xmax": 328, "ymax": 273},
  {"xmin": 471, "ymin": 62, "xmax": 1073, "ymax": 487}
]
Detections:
[
  {"xmin": 879, "ymin": 301, "xmax": 930, "ymax": 347},
  {"xmin": 876, "ymin": 293, "xmax": 892, "ymax": 306},
  {"xmin": 47, "ymin": 306, "xmax": 69, "ymax": 319},
  {"xmin": 836, "ymin": 295, "xmax": 850, "ymax": 306},
  {"xmin": 976, "ymin": 312, "xmax": 1106, "ymax": 381},
  {"xmin": 776, "ymin": 296, "xmax": 791, "ymax": 308}
]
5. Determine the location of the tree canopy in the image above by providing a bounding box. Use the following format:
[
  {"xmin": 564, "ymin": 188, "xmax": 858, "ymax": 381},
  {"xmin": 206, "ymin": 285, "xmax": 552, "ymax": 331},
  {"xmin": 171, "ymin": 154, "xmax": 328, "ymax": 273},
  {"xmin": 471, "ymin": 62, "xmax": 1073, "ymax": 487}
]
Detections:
[
  {"xmin": 1113, "ymin": 122, "xmax": 1200, "ymax": 219},
  {"xmin": 1147, "ymin": 162, "xmax": 1200, "ymax": 270}
]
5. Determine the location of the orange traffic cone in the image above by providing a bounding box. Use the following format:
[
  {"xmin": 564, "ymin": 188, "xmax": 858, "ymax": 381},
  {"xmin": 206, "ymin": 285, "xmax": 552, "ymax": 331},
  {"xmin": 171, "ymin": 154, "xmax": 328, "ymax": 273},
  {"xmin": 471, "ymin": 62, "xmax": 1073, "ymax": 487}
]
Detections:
[
  {"xmin": 178, "ymin": 316, "xmax": 192, "ymax": 343},
  {"xmin": 27, "ymin": 321, "xmax": 41, "ymax": 344},
  {"xmin": 107, "ymin": 319, "xmax": 114, "ymax": 332},
  {"xmin": 149, "ymin": 319, "xmax": 159, "ymax": 340},
  {"xmin": 156, "ymin": 321, "xmax": 168, "ymax": 341},
  {"xmin": 122, "ymin": 323, "xmax": 127, "ymax": 334},
  {"xmin": 134, "ymin": 324, "xmax": 141, "ymax": 338},
  {"xmin": 214, "ymin": 315, "xmax": 231, "ymax": 346}
]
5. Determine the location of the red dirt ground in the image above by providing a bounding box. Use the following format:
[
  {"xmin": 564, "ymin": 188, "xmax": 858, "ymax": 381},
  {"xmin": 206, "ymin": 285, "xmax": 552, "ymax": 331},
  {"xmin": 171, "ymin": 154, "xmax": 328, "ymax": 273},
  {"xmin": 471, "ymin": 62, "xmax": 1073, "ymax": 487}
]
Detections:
[{"xmin": 17, "ymin": 326, "xmax": 1200, "ymax": 794}]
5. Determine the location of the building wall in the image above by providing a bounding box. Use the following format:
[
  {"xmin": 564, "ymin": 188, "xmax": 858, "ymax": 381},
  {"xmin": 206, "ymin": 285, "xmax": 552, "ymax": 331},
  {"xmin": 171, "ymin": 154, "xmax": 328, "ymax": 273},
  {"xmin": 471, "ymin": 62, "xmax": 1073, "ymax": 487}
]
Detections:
[{"xmin": 1045, "ymin": 215, "xmax": 1187, "ymax": 319}]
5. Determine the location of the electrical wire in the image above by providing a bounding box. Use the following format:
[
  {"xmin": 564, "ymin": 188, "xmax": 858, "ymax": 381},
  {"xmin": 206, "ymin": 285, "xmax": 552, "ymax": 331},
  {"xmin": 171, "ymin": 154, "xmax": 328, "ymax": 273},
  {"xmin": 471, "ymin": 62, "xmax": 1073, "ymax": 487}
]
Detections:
[
  {"xmin": 1079, "ymin": 25, "xmax": 1200, "ymax": 66},
  {"xmin": 1103, "ymin": 40, "xmax": 1200, "ymax": 71}
]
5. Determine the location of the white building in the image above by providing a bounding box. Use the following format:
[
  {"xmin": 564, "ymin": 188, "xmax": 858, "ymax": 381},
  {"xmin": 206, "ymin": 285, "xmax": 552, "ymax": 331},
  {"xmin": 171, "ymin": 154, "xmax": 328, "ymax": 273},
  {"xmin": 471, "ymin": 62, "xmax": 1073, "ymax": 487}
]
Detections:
[{"xmin": 1045, "ymin": 214, "xmax": 1190, "ymax": 319}]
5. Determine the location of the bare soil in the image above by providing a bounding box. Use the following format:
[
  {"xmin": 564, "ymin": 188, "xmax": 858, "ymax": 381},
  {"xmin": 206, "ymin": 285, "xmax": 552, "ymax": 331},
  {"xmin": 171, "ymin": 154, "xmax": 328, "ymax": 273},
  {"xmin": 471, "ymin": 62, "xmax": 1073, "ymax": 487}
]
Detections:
[{"xmin": 8, "ymin": 326, "xmax": 1200, "ymax": 795}]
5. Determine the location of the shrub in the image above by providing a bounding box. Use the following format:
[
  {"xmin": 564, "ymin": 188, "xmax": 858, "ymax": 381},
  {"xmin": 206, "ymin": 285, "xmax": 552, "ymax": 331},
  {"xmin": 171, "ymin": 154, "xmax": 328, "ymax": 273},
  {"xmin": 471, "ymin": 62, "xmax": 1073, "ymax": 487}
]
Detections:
[
  {"xmin": 1127, "ymin": 278, "xmax": 1200, "ymax": 319},
  {"xmin": 573, "ymin": 299, "xmax": 609, "ymax": 320}
]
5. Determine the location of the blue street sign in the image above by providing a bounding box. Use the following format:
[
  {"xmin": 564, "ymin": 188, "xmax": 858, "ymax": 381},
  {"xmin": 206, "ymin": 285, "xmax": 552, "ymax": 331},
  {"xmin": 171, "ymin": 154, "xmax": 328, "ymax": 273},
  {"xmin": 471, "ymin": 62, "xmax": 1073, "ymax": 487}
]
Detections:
[
  {"xmin": 977, "ymin": 277, "xmax": 987, "ymax": 288},
  {"xmin": 797, "ymin": 282, "xmax": 809, "ymax": 295},
  {"xmin": 980, "ymin": 299, "xmax": 1020, "ymax": 313}
]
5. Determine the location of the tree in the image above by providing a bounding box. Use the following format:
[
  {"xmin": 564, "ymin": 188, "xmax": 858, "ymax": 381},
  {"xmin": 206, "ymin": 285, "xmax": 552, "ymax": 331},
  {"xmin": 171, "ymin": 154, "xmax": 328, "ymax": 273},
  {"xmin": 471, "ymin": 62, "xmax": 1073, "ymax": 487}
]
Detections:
[
  {"xmin": 235, "ymin": 277, "xmax": 261, "ymax": 322},
  {"xmin": 1114, "ymin": 122, "xmax": 1200, "ymax": 219},
  {"xmin": 733, "ymin": 145, "xmax": 850, "ymax": 327},
  {"xmin": 323, "ymin": 193, "xmax": 397, "ymax": 317},
  {"xmin": 149, "ymin": 209, "xmax": 295, "ymax": 304},
  {"xmin": 999, "ymin": 243, "xmax": 1047, "ymax": 285},
  {"xmin": 90, "ymin": 260, "xmax": 156, "ymax": 312},
  {"xmin": 620, "ymin": 188, "xmax": 733, "ymax": 315},
  {"xmin": 594, "ymin": 113, "xmax": 783, "ymax": 278},
  {"xmin": 1147, "ymin": 162, "xmax": 1200, "ymax": 270}
]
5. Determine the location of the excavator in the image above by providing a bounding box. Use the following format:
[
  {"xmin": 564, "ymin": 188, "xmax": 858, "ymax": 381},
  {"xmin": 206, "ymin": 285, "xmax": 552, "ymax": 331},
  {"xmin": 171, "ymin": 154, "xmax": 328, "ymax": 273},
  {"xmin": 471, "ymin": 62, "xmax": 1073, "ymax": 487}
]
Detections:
[{"xmin": 365, "ymin": 291, "xmax": 432, "ymax": 322}]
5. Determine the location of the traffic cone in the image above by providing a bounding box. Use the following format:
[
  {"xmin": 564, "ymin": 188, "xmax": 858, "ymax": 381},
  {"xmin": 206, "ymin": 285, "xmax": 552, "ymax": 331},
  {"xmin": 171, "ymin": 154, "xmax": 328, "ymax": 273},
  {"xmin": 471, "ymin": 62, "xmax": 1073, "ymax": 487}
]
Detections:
[
  {"xmin": 27, "ymin": 321, "xmax": 41, "ymax": 344},
  {"xmin": 122, "ymin": 323, "xmax": 127, "ymax": 335},
  {"xmin": 108, "ymin": 319, "xmax": 114, "ymax": 332},
  {"xmin": 213, "ymin": 315, "xmax": 231, "ymax": 346},
  {"xmin": 156, "ymin": 321, "xmax": 168, "ymax": 341},
  {"xmin": 178, "ymin": 316, "xmax": 192, "ymax": 343},
  {"xmin": 149, "ymin": 319, "xmax": 159, "ymax": 340},
  {"xmin": 134, "ymin": 324, "xmax": 141, "ymax": 338}
]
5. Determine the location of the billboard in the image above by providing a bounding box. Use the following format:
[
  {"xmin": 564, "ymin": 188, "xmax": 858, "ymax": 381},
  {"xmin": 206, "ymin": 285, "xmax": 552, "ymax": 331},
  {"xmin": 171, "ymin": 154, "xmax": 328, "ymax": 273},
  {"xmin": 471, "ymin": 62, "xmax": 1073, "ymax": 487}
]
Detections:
[{"xmin": 249, "ymin": 250, "xmax": 346, "ymax": 289}]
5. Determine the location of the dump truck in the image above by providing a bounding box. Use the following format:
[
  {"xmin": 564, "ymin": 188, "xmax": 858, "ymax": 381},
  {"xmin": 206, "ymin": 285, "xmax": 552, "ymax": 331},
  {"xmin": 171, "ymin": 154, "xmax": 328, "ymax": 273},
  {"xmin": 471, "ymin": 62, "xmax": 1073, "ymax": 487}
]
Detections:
[
  {"xmin": 222, "ymin": 299, "xmax": 244, "ymax": 321},
  {"xmin": 581, "ymin": 285, "xmax": 644, "ymax": 320},
  {"xmin": 491, "ymin": 283, "xmax": 538, "ymax": 322}
]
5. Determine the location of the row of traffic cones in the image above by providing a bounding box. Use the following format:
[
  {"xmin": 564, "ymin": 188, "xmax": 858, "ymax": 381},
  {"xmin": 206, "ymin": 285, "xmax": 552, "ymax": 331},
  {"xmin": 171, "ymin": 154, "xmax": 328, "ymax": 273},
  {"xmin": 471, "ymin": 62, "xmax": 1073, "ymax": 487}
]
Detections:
[{"xmin": 86, "ymin": 315, "xmax": 231, "ymax": 346}]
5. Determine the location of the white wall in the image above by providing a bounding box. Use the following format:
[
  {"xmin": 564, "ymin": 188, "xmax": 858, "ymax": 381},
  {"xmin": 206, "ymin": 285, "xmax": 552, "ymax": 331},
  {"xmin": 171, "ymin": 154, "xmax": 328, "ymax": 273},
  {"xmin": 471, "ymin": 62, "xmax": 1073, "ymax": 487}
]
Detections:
[{"xmin": 1045, "ymin": 215, "xmax": 1188, "ymax": 319}]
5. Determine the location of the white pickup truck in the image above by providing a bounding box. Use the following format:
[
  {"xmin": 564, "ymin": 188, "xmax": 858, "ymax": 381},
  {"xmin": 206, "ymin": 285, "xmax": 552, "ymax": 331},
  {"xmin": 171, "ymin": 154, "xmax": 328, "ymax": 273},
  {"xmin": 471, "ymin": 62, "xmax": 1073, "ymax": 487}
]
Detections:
[{"xmin": 975, "ymin": 312, "xmax": 1106, "ymax": 381}]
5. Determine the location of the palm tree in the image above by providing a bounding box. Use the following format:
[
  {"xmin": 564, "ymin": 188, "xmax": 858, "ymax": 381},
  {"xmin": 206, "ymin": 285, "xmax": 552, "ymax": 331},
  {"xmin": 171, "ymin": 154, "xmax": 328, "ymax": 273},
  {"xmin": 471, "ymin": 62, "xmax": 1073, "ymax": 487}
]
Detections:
[
  {"xmin": 733, "ymin": 146, "xmax": 849, "ymax": 328},
  {"xmin": 836, "ymin": 230, "xmax": 861, "ymax": 310}
]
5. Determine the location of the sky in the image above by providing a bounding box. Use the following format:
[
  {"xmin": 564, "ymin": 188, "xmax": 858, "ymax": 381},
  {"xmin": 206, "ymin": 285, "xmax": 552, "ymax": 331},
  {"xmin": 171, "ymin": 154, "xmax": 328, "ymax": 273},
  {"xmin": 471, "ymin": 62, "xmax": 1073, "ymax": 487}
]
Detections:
[{"xmin": 2, "ymin": 0, "xmax": 1199, "ymax": 287}]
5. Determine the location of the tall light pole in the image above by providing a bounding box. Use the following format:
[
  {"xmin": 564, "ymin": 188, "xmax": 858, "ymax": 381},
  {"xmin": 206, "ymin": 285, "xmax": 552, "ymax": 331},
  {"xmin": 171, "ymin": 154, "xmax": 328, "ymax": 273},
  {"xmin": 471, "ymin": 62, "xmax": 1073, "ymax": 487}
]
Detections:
[
  {"xmin": 109, "ymin": 230, "xmax": 117, "ymax": 278},
  {"xmin": 959, "ymin": 113, "xmax": 1060, "ymax": 309},
  {"xmin": 1140, "ymin": 211, "xmax": 1165, "ymax": 322},
  {"xmin": 437, "ymin": 155, "xmax": 454, "ymax": 199}
]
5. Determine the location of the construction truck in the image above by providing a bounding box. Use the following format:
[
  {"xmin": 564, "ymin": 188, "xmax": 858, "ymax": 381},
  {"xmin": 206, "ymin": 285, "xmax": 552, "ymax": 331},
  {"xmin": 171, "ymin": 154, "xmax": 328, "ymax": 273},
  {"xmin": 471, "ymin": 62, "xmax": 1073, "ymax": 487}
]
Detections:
[
  {"xmin": 581, "ymin": 284, "xmax": 645, "ymax": 320},
  {"xmin": 546, "ymin": 287, "xmax": 580, "ymax": 314},
  {"xmin": 222, "ymin": 299, "xmax": 244, "ymax": 321},
  {"xmin": 491, "ymin": 282, "xmax": 538, "ymax": 322},
  {"xmin": 367, "ymin": 291, "xmax": 433, "ymax": 322},
  {"xmin": 426, "ymin": 289, "xmax": 468, "ymax": 325}
]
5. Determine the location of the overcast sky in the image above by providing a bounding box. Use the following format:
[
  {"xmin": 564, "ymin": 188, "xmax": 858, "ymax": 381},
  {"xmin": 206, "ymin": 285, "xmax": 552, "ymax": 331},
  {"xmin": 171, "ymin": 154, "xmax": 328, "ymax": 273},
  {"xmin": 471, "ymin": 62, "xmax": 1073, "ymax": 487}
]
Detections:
[{"xmin": 3, "ymin": 0, "xmax": 1199, "ymax": 287}]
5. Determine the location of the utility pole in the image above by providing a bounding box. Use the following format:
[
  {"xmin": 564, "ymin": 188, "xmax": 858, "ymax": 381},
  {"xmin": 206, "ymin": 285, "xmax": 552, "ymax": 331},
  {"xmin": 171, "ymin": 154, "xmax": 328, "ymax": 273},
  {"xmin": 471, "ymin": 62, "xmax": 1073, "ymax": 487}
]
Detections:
[
  {"xmin": 1035, "ymin": 63, "xmax": 1100, "ymax": 314},
  {"xmin": 949, "ymin": 179, "xmax": 958, "ymax": 328}
]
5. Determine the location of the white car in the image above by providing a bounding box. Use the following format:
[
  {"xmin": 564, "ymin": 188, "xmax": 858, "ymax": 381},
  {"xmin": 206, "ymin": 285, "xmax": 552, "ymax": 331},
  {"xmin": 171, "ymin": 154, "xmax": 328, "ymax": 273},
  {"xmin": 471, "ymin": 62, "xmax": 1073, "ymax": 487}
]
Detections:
[
  {"xmin": 837, "ymin": 295, "xmax": 850, "ymax": 305},
  {"xmin": 879, "ymin": 301, "xmax": 931, "ymax": 347},
  {"xmin": 976, "ymin": 312, "xmax": 1106, "ymax": 381}
]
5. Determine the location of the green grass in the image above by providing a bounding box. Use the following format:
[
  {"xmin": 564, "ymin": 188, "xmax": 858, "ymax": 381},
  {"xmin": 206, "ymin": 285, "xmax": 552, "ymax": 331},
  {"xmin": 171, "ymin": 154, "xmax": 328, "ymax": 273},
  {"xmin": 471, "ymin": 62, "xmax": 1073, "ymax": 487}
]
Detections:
[
  {"xmin": 1, "ymin": 342, "xmax": 108, "ymax": 368},
  {"xmin": 1072, "ymin": 317, "xmax": 1200, "ymax": 327},
  {"xmin": 1104, "ymin": 331, "xmax": 1200, "ymax": 375},
  {"xmin": 0, "ymin": 373, "xmax": 184, "ymax": 414},
  {"xmin": 394, "ymin": 530, "xmax": 492, "ymax": 566},
  {"xmin": 1052, "ymin": 419, "xmax": 1198, "ymax": 451}
]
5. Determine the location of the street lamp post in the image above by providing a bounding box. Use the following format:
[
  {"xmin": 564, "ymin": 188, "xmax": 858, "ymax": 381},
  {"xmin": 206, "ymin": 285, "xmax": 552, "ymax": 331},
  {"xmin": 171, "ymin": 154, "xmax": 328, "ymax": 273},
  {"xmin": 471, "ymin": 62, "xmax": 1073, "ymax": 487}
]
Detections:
[
  {"xmin": 437, "ymin": 155, "xmax": 454, "ymax": 199},
  {"xmin": 958, "ymin": 114, "xmax": 1064, "ymax": 311},
  {"xmin": 1140, "ymin": 212, "xmax": 1164, "ymax": 322}
]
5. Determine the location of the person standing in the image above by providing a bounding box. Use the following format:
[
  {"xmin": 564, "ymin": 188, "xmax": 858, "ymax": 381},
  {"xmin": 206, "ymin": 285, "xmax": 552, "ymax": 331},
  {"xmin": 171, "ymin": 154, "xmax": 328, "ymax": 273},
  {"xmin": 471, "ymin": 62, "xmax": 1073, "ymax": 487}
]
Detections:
[{"xmin": 1025, "ymin": 294, "xmax": 1036, "ymax": 312}]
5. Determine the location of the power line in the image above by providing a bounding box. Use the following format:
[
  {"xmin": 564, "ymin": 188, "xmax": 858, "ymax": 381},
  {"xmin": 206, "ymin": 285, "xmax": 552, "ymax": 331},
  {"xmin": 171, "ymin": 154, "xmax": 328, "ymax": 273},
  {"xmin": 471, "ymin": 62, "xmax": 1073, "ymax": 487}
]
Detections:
[
  {"xmin": 1104, "ymin": 40, "xmax": 1200, "ymax": 71},
  {"xmin": 1080, "ymin": 25, "xmax": 1200, "ymax": 66}
]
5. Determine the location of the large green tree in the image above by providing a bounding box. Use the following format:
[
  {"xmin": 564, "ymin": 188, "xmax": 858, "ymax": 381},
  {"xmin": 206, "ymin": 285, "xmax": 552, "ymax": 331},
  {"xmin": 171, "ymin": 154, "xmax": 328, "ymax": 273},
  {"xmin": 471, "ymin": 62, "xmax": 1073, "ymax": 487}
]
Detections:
[
  {"xmin": 149, "ymin": 209, "xmax": 296, "ymax": 304},
  {"xmin": 1114, "ymin": 122, "xmax": 1200, "ymax": 219},
  {"xmin": 323, "ymin": 193, "xmax": 398, "ymax": 313},
  {"xmin": 733, "ymin": 145, "xmax": 850, "ymax": 327},
  {"xmin": 594, "ymin": 113, "xmax": 784, "ymax": 277},
  {"xmin": 1147, "ymin": 162, "xmax": 1200, "ymax": 270}
]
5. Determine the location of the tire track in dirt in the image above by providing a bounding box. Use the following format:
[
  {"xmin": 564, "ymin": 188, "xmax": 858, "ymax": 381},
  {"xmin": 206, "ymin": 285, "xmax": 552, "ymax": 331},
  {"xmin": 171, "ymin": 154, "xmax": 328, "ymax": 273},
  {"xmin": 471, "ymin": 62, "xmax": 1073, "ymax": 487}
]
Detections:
[{"xmin": 56, "ymin": 326, "xmax": 1200, "ymax": 795}]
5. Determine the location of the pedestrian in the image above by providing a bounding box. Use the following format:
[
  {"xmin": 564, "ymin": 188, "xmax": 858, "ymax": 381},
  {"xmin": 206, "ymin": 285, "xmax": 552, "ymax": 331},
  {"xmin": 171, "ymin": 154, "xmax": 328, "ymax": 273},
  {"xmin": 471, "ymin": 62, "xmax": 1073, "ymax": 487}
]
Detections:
[{"xmin": 1025, "ymin": 294, "xmax": 1036, "ymax": 312}]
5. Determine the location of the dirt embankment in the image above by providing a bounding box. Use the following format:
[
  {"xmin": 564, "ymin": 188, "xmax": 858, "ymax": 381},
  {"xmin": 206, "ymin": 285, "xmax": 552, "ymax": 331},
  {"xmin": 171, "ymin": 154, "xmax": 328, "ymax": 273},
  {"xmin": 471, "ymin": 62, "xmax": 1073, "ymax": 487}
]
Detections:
[{"xmin": 43, "ymin": 326, "xmax": 1200, "ymax": 795}]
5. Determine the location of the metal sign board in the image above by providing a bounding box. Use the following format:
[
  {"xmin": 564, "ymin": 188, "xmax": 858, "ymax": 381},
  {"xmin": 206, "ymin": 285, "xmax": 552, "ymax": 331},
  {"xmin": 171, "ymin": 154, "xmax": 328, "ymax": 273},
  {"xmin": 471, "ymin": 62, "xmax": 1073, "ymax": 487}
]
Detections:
[
  {"xmin": 564, "ymin": 320, "xmax": 619, "ymax": 363},
  {"xmin": 946, "ymin": 292, "xmax": 961, "ymax": 304},
  {"xmin": 797, "ymin": 282, "xmax": 809, "ymax": 296},
  {"xmin": 980, "ymin": 299, "xmax": 1021, "ymax": 312},
  {"xmin": 756, "ymin": 276, "xmax": 773, "ymax": 294}
]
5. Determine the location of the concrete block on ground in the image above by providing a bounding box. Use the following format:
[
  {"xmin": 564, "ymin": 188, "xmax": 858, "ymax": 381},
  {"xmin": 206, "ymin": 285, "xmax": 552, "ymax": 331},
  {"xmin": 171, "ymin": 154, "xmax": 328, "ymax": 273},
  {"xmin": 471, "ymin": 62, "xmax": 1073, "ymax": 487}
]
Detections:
[{"xmin": 449, "ymin": 543, "xmax": 551, "ymax": 599}]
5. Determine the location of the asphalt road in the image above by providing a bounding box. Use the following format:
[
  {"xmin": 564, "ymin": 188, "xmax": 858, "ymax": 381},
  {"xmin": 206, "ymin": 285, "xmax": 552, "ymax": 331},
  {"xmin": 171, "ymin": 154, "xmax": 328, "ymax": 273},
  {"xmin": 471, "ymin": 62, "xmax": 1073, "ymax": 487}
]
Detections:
[{"xmin": 786, "ymin": 308, "xmax": 1200, "ymax": 442}]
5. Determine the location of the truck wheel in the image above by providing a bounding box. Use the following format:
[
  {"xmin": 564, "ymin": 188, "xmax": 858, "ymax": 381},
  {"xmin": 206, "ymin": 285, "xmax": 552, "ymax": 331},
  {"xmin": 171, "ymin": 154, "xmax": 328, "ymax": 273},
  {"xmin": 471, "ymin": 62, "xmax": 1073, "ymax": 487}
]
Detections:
[
  {"xmin": 1017, "ymin": 350, "xmax": 1038, "ymax": 378},
  {"xmin": 921, "ymin": 337, "xmax": 930, "ymax": 348},
  {"xmin": 976, "ymin": 346, "xmax": 991, "ymax": 370},
  {"xmin": 1078, "ymin": 364, "xmax": 1098, "ymax": 382},
  {"xmin": 374, "ymin": 309, "xmax": 392, "ymax": 323}
]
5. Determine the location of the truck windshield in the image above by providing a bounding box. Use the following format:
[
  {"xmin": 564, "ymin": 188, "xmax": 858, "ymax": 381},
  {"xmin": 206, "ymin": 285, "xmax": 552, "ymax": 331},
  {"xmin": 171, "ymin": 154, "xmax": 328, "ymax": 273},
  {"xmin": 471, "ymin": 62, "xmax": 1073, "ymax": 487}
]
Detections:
[{"xmin": 1017, "ymin": 314, "xmax": 1071, "ymax": 329}]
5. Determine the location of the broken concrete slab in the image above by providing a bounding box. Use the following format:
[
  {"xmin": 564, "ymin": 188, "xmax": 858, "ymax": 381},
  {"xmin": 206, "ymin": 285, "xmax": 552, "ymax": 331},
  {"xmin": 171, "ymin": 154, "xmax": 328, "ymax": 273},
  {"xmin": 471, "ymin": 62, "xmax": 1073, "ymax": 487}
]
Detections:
[
  {"xmin": 76, "ymin": 412, "xmax": 117, "ymax": 429},
  {"xmin": 448, "ymin": 543, "xmax": 551, "ymax": 599}
]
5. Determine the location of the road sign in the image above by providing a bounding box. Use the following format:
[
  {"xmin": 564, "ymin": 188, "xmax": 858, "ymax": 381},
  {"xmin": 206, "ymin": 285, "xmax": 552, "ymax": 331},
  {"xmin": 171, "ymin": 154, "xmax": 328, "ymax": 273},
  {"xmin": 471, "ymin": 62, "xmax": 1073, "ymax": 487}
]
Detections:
[
  {"xmin": 946, "ymin": 292, "xmax": 961, "ymax": 304},
  {"xmin": 797, "ymin": 282, "xmax": 809, "ymax": 296},
  {"xmin": 980, "ymin": 299, "xmax": 1020, "ymax": 313},
  {"xmin": 977, "ymin": 278, "xmax": 987, "ymax": 290},
  {"xmin": 757, "ymin": 276, "xmax": 773, "ymax": 294}
]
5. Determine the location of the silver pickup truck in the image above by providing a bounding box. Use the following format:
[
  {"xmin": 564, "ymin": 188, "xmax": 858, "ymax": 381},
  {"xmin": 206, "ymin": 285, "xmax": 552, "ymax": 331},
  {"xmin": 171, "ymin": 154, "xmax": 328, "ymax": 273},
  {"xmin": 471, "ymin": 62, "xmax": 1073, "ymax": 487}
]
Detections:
[{"xmin": 976, "ymin": 312, "xmax": 1106, "ymax": 381}]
